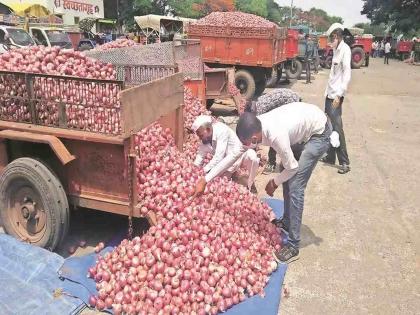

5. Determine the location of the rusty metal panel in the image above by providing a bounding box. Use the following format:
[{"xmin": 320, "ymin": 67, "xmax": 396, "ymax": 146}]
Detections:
[
  {"xmin": 120, "ymin": 73, "xmax": 184, "ymax": 138},
  {"xmin": 205, "ymin": 69, "xmax": 229, "ymax": 98},
  {"xmin": 65, "ymin": 140, "xmax": 129, "ymax": 205}
]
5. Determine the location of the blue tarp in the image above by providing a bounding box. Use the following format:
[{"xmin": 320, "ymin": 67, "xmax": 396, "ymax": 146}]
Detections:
[{"xmin": 0, "ymin": 234, "xmax": 85, "ymax": 315}]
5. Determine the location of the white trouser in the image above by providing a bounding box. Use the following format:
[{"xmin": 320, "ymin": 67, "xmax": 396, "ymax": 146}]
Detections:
[{"xmin": 228, "ymin": 149, "xmax": 260, "ymax": 189}]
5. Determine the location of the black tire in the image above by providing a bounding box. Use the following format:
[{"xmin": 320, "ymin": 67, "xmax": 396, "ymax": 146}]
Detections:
[
  {"xmin": 234, "ymin": 70, "xmax": 256, "ymax": 100},
  {"xmin": 255, "ymin": 80, "xmax": 266, "ymax": 97},
  {"xmin": 351, "ymin": 47, "xmax": 365, "ymax": 69},
  {"xmin": 285, "ymin": 59, "xmax": 303, "ymax": 80},
  {"xmin": 206, "ymin": 99, "xmax": 214, "ymax": 109},
  {"xmin": 365, "ymin": 55, "xmax": 370, "ymax": 67},
  {"xmin": 0, "ymin": 158, "xmax": 69, "ymax": 250},
  {"xmin": 265, "ymin": 68, "xmax": 278, "ymax": 88},
  {"xmin": 78, "ymin": 43, "xmax": 94, "ymax": 51}
]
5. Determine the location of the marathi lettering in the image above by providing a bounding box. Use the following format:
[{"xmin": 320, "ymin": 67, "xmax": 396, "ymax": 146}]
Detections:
[{"xmin": 61, "ymin": 0, "xmax": 96, "ymax": 15}]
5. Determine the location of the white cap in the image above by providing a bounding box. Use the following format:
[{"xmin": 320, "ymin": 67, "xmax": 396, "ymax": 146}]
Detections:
[
  {"xmin": 326, "ymin": 23, "xmax": 345, "ymax": 37},
  {"xmin": 191, "ymin": 115, "xmax": 212, "ymax": 132}
]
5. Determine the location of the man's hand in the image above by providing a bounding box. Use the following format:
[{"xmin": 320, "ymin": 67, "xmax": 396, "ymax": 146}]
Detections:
[
  {"xmin": 265, "ymin": 179, "xmax": 278, "ymax": 197},
  {"xmin": 192, "ymin": 177, "xmax": 207, "ymax": 198},
  {"xmin": 332, "ymin": 96, "xmax": 341, "ymax": 109}
]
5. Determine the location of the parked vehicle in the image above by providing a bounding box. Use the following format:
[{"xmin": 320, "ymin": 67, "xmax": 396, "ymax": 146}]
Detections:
[
  {"xmin": 0, "ymin": 25, "xmax": 35, "ymax": 53},
  {"xmin": 188, "ymin": 23, "xmax": 288, "ymax": 99},
  {"xmin": 321, "ymin": 25, "xmax": 372, "ymax": 69},
  {"xmin": 77, "ymin": 31, "xmax": 107, "ymax": 51},
  {"xmin": 396, "ymin": 40, "xmax": 414, "ymax": 60},
  {"xmin": 29, "ymin": 27, "xmax": 73, "ymax": 49}
]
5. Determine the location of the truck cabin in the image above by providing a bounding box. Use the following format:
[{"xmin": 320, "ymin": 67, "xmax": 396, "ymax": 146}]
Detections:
[{"xmin": 30, "ymin": 28, "xmax": 72, "ymax": 49}]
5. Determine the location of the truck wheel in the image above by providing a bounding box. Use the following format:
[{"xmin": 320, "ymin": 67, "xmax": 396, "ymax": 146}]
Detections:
[
  {"xmin": 0, "ymin": 158, "xmax": 69, "ymax": 251},
  {"xmin": 351, "ymin": 47, "xmax": 365, "ymax": 69},
  {"xmin": 285, "ymin": 59, "xmax": 302, "ymax": 80},
  {"xmin": 365, "ymin": 55, "xmax": 370, "ymax": 67},
  {"xmin": 265, "ymin": 68, "xmax": 278, "ymax": 88},
  {"xmin": 235, "ymin": 70, "xmax": 256, "ymax": 100},
  {"xmin": 255, "ymin": 80, "xmax": 266, "ymax": 97}
]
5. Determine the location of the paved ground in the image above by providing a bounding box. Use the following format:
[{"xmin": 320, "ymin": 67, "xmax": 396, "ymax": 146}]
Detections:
[
  {"xmin": 2, "ymin": 58, "xmax": 419, "ymax": 315},
  {"xmin": 256, "ymin": 58, "xmax": 420, "ymax": 315}
]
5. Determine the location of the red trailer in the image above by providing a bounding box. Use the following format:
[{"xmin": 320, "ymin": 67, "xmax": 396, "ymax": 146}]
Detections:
[
  {"xmin": 396, "ymin": 41, "xmax": 413, "ymax": 60},
  {"xmin": 188, "ymin": 24, "xmax": 288, "ymax": 99}
]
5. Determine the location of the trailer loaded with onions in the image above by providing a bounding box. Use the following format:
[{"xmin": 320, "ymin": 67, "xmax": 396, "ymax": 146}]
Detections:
[{"xmin": 188, "ymin": 12, "xmax": 293, "ymax": 100}]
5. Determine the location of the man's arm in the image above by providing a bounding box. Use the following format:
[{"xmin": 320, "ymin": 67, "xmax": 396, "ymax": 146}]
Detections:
[
  {"xmin": 203, "ymin": 131, "xmax": 229, "ymax": 173},
  {"xmin": 271, "ymin": 136, "xmax": 299, "ymax": 185},
  {"xmin": 194, "ymin": 143, "xmax": 212, "ymax": 167},
  {"xmin": 205, "ymin": 145, "xmax": 245, "ymax": 182}
]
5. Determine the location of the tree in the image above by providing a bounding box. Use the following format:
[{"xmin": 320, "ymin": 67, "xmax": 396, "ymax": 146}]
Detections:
[
  {"xmin": 235, "ymin": 0, "xmax": 268, "ymax": 18},
  {"xmin": 117, "ymin": 0, "xmax": 168, "ymax": 31},
  {"xmin": 195, "ymin": 0, "xmax": 235, "ymax": 15},
  {"xmin": 361, "ymin": 0, "xmax": 420, "ymax": 35}
]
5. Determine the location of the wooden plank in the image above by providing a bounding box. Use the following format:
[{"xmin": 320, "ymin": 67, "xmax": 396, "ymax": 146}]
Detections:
[{"xmin": 119, "ymin": 73, "xmax": 184, "ymax": 138}]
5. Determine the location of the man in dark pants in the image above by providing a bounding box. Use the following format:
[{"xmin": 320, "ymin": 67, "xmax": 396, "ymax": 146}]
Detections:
[
  {"xmin": 236, "ymin": 103, "xmax": 332, "ymax": 262},
  {"xmin": 322, "ymin": 26, "xmax": 351, "ymax": 174}
]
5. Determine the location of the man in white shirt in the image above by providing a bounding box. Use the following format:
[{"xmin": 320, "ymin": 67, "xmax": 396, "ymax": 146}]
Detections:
[
  {"xmin": 384, "ymin": 40, "xmax": 391, "ymax": 65},
  {"xmin": 236, "ymin": 103, "xmax": 332, "ymax": 262},
  {"xmin": 322, "ymin": 27, "xmax": 351, "ymax": 174},
  {"xmin": 192, "ymin": 115, "xmax": 259, "ymax": 195}
]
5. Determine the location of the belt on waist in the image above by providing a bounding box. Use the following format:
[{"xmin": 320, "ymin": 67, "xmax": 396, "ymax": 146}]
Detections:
[{"xmin": 311, "ymin": 119, "xmax": 331, "ymax": 138}]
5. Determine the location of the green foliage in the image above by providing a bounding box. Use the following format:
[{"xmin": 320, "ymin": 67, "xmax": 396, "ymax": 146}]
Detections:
[
  {"xmin": 79, "ymin": 18, "xmax": 96, "ymax": 32},
  {"xmin": 167, "ymin": 0, "xmax": 204, "ymax": 18},
  {"xmin": 361, "ymin": 0, "xmax": 420, "ymax": 35},
  {"xmin": 235, "ymin": 0, "xmax": 268, "ymax": 18}
]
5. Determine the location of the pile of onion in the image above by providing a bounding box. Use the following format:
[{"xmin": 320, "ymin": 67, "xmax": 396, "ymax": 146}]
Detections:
[
  {"xmin": 94, "ymin": 38, "xmax": 138, "ymax": 51},
  {"xmin": 192, "ymin": 12, "xmax": 277, "ymax": 29},
  {"xmin": 0, "ymin": 46, "xmax": 121, "ymax": 134},
  {"xmin": 88, "ymin": 123, "xmax": 281, "ymax": 314}
]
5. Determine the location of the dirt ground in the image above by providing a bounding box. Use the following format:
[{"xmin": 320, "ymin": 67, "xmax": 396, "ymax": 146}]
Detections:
[
  {"xmin": 258, "ymin": 58, "xmax": 420, "ymax": 315},
  {"xmin": 2, "ymin": 58, "xmax": 419, "ymax": 315}
]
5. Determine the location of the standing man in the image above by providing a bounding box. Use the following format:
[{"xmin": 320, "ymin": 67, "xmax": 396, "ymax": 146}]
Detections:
[
  {"xmin": 371, "ymin": 41, "xmax": 376, "ymax": 58},
  {"xmin": 192, "ymin": 115, "xmax": 260, "ymax": 195},
  {"xmin": 236, "ymin": 103, "xmax": 332, "ymax": 262},
  {"xmin": 322, "ymin": 25, "xmax": 351, "ymax": 174},
  {"xmin": 384, "ymin": 40, "xmax": 391, "ymax": 65},
  {"xmin": 246, "ymin": 88, "xmax": 301, "ymax": 174}
]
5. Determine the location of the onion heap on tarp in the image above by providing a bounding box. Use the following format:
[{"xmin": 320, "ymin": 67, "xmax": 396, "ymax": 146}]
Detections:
[{"xmin": 88, "ymin": 123, "xmax": 281, "ymax": 314}]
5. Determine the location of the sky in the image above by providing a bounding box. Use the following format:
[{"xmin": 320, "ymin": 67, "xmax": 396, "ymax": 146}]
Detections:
[{"xmin": 275, "ymin": 0, "xmax": 370, "ymax": 27}]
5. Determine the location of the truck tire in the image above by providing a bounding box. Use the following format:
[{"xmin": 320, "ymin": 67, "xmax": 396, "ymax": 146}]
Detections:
[
  {"xmin": 0, "ymin": 158, "xmax": 69, "ymax": 251},
  {"xmin": 285, "ymin": 59, "xmax": 302, "ymax": 80},
  {"xmin": 265, "ymin": 68, "xmax": 278, "ymax": 88},
  {"xmin": 351, "ymin": 47, "xmax": 365, "ymax": 69},
  {"xmin": 255, "ymin": 80, "xmax": 266, "ymax": 97},
  {"xmin": 235, "ymin": 70, "xmax": 256, "ymax": 100}
]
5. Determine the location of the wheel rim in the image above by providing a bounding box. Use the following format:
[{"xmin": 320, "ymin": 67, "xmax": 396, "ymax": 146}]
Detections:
[
  {"xmin": 353, "ymin": 52, "xmax": 362, "ymax": 63},
  {"xmin": 235, "ymin": 78, "xmax": 248, "ymax": 95},
  {"xmin": 5, "ymin": 178, "xmax": 47, "ymax": 243}
]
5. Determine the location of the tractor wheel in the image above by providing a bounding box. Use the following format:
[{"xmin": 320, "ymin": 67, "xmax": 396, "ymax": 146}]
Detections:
[
  {"xmin": 255, "ymin": 80, "xmax": 266, "ymax": 97},
  {"xmin": 285, "ymin": 59, "xmax": 303, "ymax": 80},
  {"xmin": 351, "ymin": 47, "xmax": 365, "ymax": 69},
  {"xmin": 265, "ymin": 68, "xmax": 278, "ymax": 88},
  {"xmin": 0, "ymin": 158, "xmax": 69, "ymax": 251},
  {"xmin": 234, "ymin": 70, "xmax": 256, "ymax": 100}
]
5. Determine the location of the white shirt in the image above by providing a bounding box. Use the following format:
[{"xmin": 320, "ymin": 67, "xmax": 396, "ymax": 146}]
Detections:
[
  {"xmin": 258, "ymin": 102, "xmax": 327, "ymax": 185},
  {"xmin": 325, "ymin": 40, "xmax": 352, "ymax": 99},
  {"xmin": 385, "ymin": 42, "xmax": 391, "ymax": 54},
  {"xmin": 194, "ymin": 122, "xmax": 244, "ymax": 182}
]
